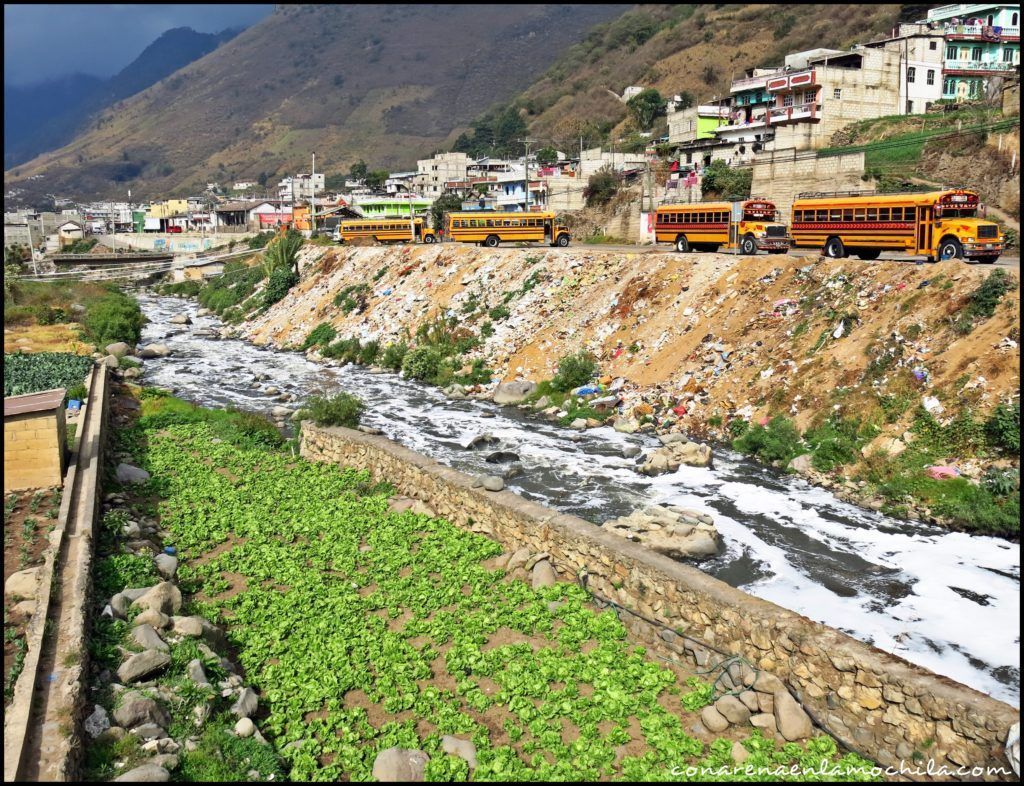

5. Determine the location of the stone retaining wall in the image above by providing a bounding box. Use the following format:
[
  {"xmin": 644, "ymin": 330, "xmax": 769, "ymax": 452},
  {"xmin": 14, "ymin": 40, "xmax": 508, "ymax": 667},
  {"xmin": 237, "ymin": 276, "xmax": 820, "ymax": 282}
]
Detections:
[{"xmin": 301, "ymin": 423, "xmax": 1018, "ymax": 779}]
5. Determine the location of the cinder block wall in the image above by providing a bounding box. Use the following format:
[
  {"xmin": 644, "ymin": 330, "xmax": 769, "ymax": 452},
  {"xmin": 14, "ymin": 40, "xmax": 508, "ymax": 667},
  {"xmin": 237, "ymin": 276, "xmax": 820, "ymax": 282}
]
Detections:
[
  {"xmin": 4, "ymin": 409, "xmax": 66, "ymax": 492},
  {"xmin": 301, "ymin": 422, "xmax": 1018, "ymax": 777}
]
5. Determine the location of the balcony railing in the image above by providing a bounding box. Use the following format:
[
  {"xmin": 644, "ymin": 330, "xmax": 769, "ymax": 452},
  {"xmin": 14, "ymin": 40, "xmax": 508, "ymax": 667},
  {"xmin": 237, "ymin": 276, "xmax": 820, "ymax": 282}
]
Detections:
[
  {"xmin": 715, "ymin": 117, "xmax": 769, "ymax": 135},
  {"xmin": 943, "ymin": 23, "xmax": 1020, "ymax": 39},
  {"xmin": 768, "ymin": 103, "xmax": 820, "ymax": 124},
  {"xmin": 944, "ymin": 59, "xmax": 1019, "ymax": 72}
]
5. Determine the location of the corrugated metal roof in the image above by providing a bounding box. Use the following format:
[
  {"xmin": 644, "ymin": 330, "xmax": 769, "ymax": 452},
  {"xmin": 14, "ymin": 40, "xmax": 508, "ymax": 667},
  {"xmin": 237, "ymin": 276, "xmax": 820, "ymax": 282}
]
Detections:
[{"xmin": 4, "ymin": 388, "xmax": 66, "ymax": 417}]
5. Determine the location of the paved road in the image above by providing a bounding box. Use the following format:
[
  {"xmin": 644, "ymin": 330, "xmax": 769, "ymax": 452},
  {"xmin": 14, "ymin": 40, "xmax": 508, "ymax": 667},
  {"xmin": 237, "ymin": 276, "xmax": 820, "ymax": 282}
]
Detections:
[{"xmin": 549, "ymin": 243, "xmax": 1020, "ymax": 269}]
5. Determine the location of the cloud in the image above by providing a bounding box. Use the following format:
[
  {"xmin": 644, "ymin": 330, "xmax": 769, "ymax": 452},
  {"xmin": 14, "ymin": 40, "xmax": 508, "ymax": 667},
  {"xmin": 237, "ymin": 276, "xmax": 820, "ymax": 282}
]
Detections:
[{"xmin": 3, "ymin": 4, "xmax": 273, "ymax": 86}]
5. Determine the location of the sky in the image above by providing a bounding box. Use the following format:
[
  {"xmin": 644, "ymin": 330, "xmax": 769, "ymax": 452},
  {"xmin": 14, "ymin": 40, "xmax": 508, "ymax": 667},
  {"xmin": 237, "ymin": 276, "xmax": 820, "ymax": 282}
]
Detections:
[{"xmin": 3, "ymin": 4, "xmax": 274, "ymax": 86}]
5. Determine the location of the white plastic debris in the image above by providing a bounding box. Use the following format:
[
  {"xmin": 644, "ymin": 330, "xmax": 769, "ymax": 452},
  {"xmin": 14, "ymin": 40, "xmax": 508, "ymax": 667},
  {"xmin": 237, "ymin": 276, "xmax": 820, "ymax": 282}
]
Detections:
[{"xmin": 922, "ymin": 396, "xmax": 945, "ymax": 416}]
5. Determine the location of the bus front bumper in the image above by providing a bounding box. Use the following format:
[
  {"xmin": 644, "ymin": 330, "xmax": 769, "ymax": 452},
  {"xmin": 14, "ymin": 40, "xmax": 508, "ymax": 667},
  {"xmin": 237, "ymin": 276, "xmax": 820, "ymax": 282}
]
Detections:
[
  {"xmin": 756, "ymin": 238, "xmax": 791, "ymax": 252},
  {"xmin": 963, "ymin": 242, "xmax": 1003, "ymax": 258}
]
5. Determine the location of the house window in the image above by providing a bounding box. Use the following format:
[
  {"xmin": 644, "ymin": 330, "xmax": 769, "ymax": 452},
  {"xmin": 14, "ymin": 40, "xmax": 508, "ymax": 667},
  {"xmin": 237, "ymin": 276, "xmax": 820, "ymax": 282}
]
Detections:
[
  {"xmin": 907, "ymin": 99, "xmax": 914, "ymax": 113},
  {"xmin": 1004, "ymin": 48, "xmax": 1016, "ymax": 63},
  {"xmin": 971, "ymin": 46, "xmax": 982, "ymax": 61},
  {"xmin": 783, "ymin": 93, "xmax": 794, "ymax": 107},
  {"xmin": 927, "ymin": 69, "xmax": 935, "ymax": 85},
  {"xmin": 929, "ymin": 40, "xmax": 937, "ymax": 50},
  {"xmin": 1013, "ymin": 12, "xmax": 1019, "ymax": 25},
  {"xmin": 833, "ymin": 88, "xmax": 842, "ymax": 100},
  {"xmin": 946, "ymin": 45, "xmax": 958, "ymax": 60},
  {"xmin": 907, "ymin": 66, "xmax": 916, "ymax": 83},
  {"xmin": 944, "ymin": 77, "xmax": 955, "ymax": 94}
]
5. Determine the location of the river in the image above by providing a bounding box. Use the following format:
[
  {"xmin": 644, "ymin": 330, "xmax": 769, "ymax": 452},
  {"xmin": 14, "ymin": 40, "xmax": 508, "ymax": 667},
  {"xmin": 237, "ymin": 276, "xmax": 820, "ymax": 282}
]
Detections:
[{"xmin": 135, "ymin": 293, "xmax": 1020, "ymax": 706}]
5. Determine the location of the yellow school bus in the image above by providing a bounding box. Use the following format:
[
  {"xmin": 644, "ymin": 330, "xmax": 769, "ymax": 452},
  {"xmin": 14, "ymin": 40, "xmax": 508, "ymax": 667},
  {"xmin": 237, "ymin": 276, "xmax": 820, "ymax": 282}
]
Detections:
[
  {"xmin": 790, "ymin": 189, "xmax": 1003, "ymax": 262},
  {"xmin": 334, "ymin": 217, "xmax": 437, "ymax": 245},
  {"xmin": 655, "ymin": 200, "xmax": 790, "ymax": 254},
  {"xmin": 445, "ymin": 211, "xmax": 571, "ymax": 247}
]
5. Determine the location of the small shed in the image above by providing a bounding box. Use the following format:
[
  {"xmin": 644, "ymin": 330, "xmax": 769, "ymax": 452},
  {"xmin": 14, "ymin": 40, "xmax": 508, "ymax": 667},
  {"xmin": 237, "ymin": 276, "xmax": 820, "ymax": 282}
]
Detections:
[
  {"xmin": 4, "ymin": 388, "xmax": 68, "ymax": 492},
  {"xmin": 57, "ymin": 220, "xmax": 85, "ymax": 247}
]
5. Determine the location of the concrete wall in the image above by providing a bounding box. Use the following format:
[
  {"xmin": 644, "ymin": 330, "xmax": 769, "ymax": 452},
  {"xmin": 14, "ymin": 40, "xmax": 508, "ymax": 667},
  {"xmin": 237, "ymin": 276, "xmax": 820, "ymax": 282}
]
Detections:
[
  {"xmin": 300, "ymin": 423, "xmax": 1018, "ymax": 776},
  {"xmin": 110, "ymin": 232, "xmax": 253, "ymax": 253},
  {"xmin": 750, "ymin": 150, "xmax": 867, "ymax": 223},
  {"xmin": 4, "ymin": 409, "xmax": 66, "ymax": 492}
]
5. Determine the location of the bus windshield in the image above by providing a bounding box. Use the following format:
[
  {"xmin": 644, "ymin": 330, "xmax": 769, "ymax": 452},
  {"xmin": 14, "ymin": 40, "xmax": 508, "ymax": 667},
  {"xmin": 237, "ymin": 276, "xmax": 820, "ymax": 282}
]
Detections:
[{"xmin": 937, "ymin": 207, "xmax": 978, "ymax": 218}]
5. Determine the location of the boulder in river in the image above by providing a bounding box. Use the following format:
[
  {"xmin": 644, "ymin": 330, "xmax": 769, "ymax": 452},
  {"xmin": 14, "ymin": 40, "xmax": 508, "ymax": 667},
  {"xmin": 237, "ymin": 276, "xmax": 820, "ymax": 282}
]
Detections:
[
  {"xmin": 138, "ymin": 344, "xmax": 172, "ymax": 359},
  {"xmin": 464, "ymin": 433, "xmax": 500, "ymax": 450},
  {"xmin": 604, "ymin": 505, "xmax": 722, "ymax": 560},
  {"xmin": 485, "ymin": 451, "xmax": 520, "ymax": 464},
  {"xmin": 168, "ymin": 315, "xmax": 192, "ymax": 325},
  {"xmin": 492, "ymin": 381, "xmax": 537, "ymax": 405},
  {"xmin": 105, "ymin": 342, "xmax": 131, "ymax": 358},
  {"xmin": 639, "ymin": 440, "xmax": 712, "ymax": 475}
]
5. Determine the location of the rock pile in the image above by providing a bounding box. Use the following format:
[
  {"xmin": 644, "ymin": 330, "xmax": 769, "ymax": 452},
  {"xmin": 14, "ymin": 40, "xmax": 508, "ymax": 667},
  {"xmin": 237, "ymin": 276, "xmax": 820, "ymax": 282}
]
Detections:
[
  {"xmin": 638, "ymin": 436, "xmax": 713, "ymax": 475},
  {"xmin": 604, "ymin": 505, "xmax": 721, "ymax": 559}
]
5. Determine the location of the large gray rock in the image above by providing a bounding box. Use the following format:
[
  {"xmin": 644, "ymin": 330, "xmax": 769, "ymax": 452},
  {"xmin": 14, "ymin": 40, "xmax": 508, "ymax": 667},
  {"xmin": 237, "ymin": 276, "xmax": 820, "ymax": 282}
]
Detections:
[
  {"xmin": 604, "ymin": 507, "xmax": 722, "ymax": 560},
  {"xmin": 4, "ymin": 567, "xmax": 41, "ymax": 600},
  {"xmin": 112, "ymin": 692, "xmax": 166, "ymax": 729},
  {"xmin": 168, "ymin": 314, "xmax": 192, "ymax": 325},
  {"xmin": 441, "ymin": 736, "xmax": 477, "ymax": 768},
  {"xmin": 492, "ymin": 381, "xmax": 537, "ymax": 405},
  {"xmin": 701, "ymin": 705, "xmax": 730, "ymax": 733},
  {"xmin": 114, "ymin": 765, "xmax": 170, "ymax": 782},
  {"xmin": 117, "ymin": 650, "xmax": 171, "ymax": 684},
  {"xmin": 372, "ymin": 747, "xmax": 429, "ymax": 782},
  {"xmin": 612, "ymin": 417, "xmax": 639, "ymax": 434},
  {"xmin": 482, "ymin": 476, "xmax": 504, "ymax": 492},
  {"xmin": 84, "ymin": 705, "xmax": 110, "ymax": 738},
  {"xmin": 138, "ymin": 344, "xmax": 172, "ymax": 359},
  {"xmin": 102, "ymin": 355, "xmax": 120, "ymax": 369},
  {"xmin": 773, "ymin": 689, "xmax": 813, "ymax": 741},
  {"xmin": 234, "ymin": 717, "xmax": 255, "ymax": 738},
  {"xmin": 531, "ymin": 560, "xmax": 557, "ymax": 590},
  {"xmin": 505, "ymin": 547, "xmax": 531, "ymax": 572},
  {"xmin": 132, "ymin": 623, "xmax": 169, "ymax": 653},
  {"xmin": 715, "ymin": 695, "xmax": 752, "ymax": 725},
  {"xmin": 639, "ymin": 440, "xmax": 712, "ymax": 475},
  {"xmin": 115, "ymin": 463, "xmax": 151, "ymax": 485},
  {"xmin": 464, "ymin": 433, "xmax": 499, "ymax": 450},
  {"xmin": 171, "ymin": 616, "xmax": 226, "ymax": 649},
  {"xmin": 154, "ymin": 554, "xmax": 178, "ymax": 580},
  {"xmin": 133, "ymin": 582, "xmax": 182, "ymax": 616},
  {"xmin": 187, "ymin": 659, "xmax": 211, "ymax": 688},
  {"xmin": 787, "ymin": 453, "xmax": 813, "ymax": 475}
]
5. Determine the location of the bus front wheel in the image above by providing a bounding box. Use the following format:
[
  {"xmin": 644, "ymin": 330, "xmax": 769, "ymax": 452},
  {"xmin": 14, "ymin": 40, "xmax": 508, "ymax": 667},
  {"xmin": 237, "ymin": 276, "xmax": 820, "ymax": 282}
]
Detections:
[
  {"xmin": 675, "ymin": 235, "xmax": 689, "ymax": 253},
  {"xmin": 740, "ymin": 235, "xmax": 758, "ymax": 255},
  {"xmin": 824, "ymin": 237, "xmax": 846, "ymax": 258},
  {"xmin": 423, "ymin": 235, "xmax": 436, "ymax": 244},
  {"xmin": 938, "ymin": 238, "xmax": 963, "ymax": 261},
  {"xmin": 856, "ymin": 249, "xmax": 880, "ymax": 261},
  {"xmin": 555, "ymin": 234, "xmax": 570, "ymax": 247},
  {"xmin": 484, "ymin": 235, "xmax": 500, "ymax": 248}
]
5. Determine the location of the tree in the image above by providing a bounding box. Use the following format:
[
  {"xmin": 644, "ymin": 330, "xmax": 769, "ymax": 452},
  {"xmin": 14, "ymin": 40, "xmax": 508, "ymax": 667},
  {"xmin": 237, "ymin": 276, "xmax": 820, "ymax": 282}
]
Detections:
[
  {"xmin": 673, "ymin": 91, "xmax": 694, "ymax": 112},
  {"xmin": 431, "ymin": 193, "xmax": 464, "ymax": 232},
  {"xmin": 349, "ymin": 160, "xmax": 368, "ymax": 181},
  {"xmin": 626, "ymin": 88, "xmax": 666, "ymax": 131},
  {"xmin": 364, "ymin": 170, "xmax": 389, "ymax": 191},
  {"xmin": 700, "ymin": 160, "xmax": 752, "ymax": 200},
  {"xmin": 584, "ymin": 167, "xmax": 620, "ymax": 208},
  {"xmin": 536, "ymin": 147, "xmax": 559, "ymax": 166}
]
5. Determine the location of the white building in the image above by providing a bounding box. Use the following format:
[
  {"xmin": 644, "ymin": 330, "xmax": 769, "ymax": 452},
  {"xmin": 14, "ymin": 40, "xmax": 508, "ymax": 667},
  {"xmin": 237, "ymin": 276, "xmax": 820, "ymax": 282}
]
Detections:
[
  {"xmin": 278, "ymin": 173, "xmax": 325, "ymax": 202},
  {"xmin": 414, "ymin": 152, "xmax": 471, "ymax": 197}
]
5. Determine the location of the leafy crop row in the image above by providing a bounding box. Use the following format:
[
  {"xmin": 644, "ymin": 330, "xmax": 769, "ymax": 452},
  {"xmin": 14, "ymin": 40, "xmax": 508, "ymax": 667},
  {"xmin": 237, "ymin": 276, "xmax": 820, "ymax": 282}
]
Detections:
[
  {"xmin": 120, "ymin": 414, "xmax": 877, "ymax": 782},
  {"xmin": 3, "ymin": 352, "xmax": 94, "ymax": 397}
]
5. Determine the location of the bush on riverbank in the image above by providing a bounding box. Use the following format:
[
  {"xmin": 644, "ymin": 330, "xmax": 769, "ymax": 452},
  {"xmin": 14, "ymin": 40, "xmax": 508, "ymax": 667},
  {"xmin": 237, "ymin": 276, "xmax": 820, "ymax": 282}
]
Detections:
[
  {"xmin": 550, "ymin": 351, "xmax": 598, "ymax": 392},
  {"xmin": 82, "ymin": 288, "xmax": 145, "ymax": 347},
  {"xmin": 304, "ymin": 392, "xmax": 364, "ymax": 428},
  {"xmin": 301, "ymin": 322, "xmax": 337, "ymax": 350}
]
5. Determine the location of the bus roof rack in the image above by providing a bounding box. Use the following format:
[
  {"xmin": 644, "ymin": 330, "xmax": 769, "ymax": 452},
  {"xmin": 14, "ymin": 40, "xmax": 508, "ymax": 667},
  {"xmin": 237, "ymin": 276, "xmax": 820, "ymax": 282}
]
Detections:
[{"xmin": 795, "ymin": 189, "xmax": 879, "ymax": 199}]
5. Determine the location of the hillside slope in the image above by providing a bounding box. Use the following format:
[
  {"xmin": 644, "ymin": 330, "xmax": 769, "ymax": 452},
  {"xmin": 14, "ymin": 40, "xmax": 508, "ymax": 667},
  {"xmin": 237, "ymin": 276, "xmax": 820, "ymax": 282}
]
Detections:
[
  {"xmin": 3, "ymin": 4, "xmax": 627, "ymax": 202},
  {"xmin": 239, "ymin": 245, "xmax": 1020, "ymax": 533},
  {"xmin": 508, "ymin": 4, "xmax": 907, "ymax": 148},
  {"xmin": 3, "ymin": 26, "xmax": 238, "ymax": 170}
]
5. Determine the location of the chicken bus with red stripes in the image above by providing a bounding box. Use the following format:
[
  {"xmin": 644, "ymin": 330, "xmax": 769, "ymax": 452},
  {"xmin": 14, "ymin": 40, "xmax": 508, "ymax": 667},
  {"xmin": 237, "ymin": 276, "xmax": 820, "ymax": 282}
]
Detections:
[{"xmin": 654, "ymin": 200, "xmax": 791, "ymax": 255}]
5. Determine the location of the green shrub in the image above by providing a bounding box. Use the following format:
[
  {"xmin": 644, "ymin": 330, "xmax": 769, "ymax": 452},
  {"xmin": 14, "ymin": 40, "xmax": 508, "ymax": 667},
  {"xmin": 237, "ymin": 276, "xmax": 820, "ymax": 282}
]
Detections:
[
  {"xmin": 82, "ymin": 291, "xmax": 145, "ymax": 347},
  {"xmin": 480, "ymin": 320, "xmax": 494, "ymax": 338},
  {"xmin": 984, "ymin": 402, "xmax": 1020, "ymax": 454},
  {"xmin": 263, "ymin": 266, "xmax": 298, "ymax": 307},
  {"xmin": 700, "ymin": 159, "xmax": 752, "ymax": 200},
  {"xmin": 302, "ymin": 322, "xmax": 337, "ymax": 350},
  {"xmin": 381, "ymin": 341, "xmax": 408, "ymax": 370},
  {"xmin": 804, "ymin": 416, "xmax": 872, "ymax": 472},
  {"xmin": 954, "ymin": 269, "xmax": 1016, "ymax": 333},
  {"xmin": 732, "ymin": 416, "xmax": 804, "ymax": 465},
  {"xmin": 550, "ymin": 351, "xmax": 597, "ymax": 392},
  {"xmin": 306, "ymin": 392, "xmax": 364, "ymax": 428},
  {"xmin": 322, "ymin": 337, "xmax": 361, "ymax": 363},
  {"xmin": 246, "ymin": 231, "xmax": 276, "ymax": 250},
  {"xmin": 727, "ymin": 418, "xmax": 749, "ymax": 438},
  {"xmin": 358, "ymin": 340, "xmax": 380, "ymax": 365},
  {"xmin": 222, "ymin": 408, "xmax": 284, "ymax": 449},
  {"xmin": 94, "ymin": 553, "xmax": 158, "ymax": 599},
  {"xmin": 584, "ymin": 167, "xmax": 619, "ymax": 208},
  {"xmin": 455, "ymin": 358, "xmax": 494, "ymax": 386},
  {"xmin": 402, "ymin": 346, "xmax": 445, "ymax": 381}
]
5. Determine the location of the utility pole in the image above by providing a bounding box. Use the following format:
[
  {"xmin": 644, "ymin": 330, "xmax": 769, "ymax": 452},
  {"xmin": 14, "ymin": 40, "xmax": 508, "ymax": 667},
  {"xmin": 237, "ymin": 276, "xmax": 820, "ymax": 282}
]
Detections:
[{"xmin": 519, "ymin": 137, "xmax": 539, "ymax": 212}]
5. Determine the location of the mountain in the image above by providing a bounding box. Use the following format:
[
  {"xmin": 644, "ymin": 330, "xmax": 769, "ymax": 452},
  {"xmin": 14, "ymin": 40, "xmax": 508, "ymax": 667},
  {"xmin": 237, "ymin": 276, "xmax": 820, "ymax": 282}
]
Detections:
[
  {"xmin": 3, "ymin": 4, "xmax": 629, "ymax": 203},
  {"xmin": 509, "ymin": 4, "xmax": 912, "ymax": 150},
  {"xmin": 4, "ymin": 26, "xmax": 240, "ymax": 170}
]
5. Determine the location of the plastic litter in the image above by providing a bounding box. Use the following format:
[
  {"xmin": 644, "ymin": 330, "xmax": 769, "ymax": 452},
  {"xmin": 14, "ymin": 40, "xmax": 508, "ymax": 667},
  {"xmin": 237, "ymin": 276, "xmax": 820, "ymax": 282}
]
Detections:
[
  {"xmin": 164, "ymin": 546, "xmax": 177, "ymax": 556},
  {"xmin": 926, "ymin": 465, "xmax": 960, "ymax": 480},
  {"xmin": 832, "ymin": 322, "xmax": 845, "ymax": 339},
  {"xmin": 917, "ymin": 279, "xmax": 930, "ymax": 289},
  {"xmin": 67, "ymin": 399, "xmax": 82, "ymax": 411},
  {"xmin": 573, "ymin": 385, "xmax": 601, "ymax": 396},
  {"xmin": 921, "ymin": 396, "xmax": 945, "ymax": 415}
]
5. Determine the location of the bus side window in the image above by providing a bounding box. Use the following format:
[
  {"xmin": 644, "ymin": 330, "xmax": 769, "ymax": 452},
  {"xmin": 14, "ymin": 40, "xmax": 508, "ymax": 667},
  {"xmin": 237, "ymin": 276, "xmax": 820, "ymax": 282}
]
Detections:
[
  {"xmin": 843, "ymin": 209, "xmax": 853, "ymax": 222},
  {"xmin": 892, "ymin": 207, "xmax": 905, "ymax": 221},
  {"xmin": 815, "ymin": 209, "xmax": 827, "ymax": 222},
  {"xmin": 854, "ymin": 208, "xmax": 866, "ymax": 222},
  {"xmin": 829, "ymin": 209, "xmax": 841, "ymax": 221},
  {"xmin": 866, "ymin": 208, "xmax": 878, "ymax": 221},
  {"xmin": 879, "ymin": 208, "xmax": 890, "ymax": 221}
]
